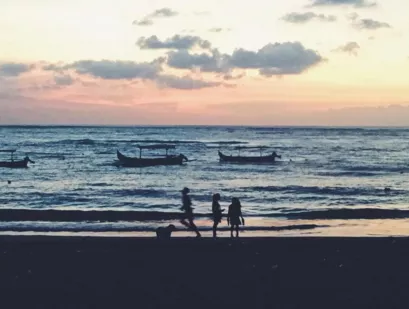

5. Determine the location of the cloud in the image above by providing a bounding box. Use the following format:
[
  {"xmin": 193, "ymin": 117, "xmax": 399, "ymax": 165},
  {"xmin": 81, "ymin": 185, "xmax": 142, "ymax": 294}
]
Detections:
[
  {"xmin": 149, "ymin": 8, "xmax": 178, "ymax": 18},
  {"xmin": 132, "ymin": 19, "xmax": 153, "ymax": 26},
  {"xmin": 222, "ymin": 72, "xmax": 246, "ymax": 80},
  {"xmin": 0, "ymin": 63, "xmax": 33, "ymax": 77},
  {"xmin": 12, "ymin": 39, "xmax": 323, "ymax": 93},
  {"xmin": 309, "ymin": 0, "xmax": 376, "ymax": 8},
  {"xmin": 137, "ymin": 35, "xmax": 211, "ymax": 50},
  {"xmin": 282, "ymin": 12, "xmax": 337, "ymax": 24},
  {"xmin": 132, "ymin": 7, "xmax": 178, "ymax": 26},
  {"xmin": 39, "ymin": 59, "xmax": 223, "ymax": 90},
  {"xmin": 334, "ymin": 42, "xmax": 360, "ymax": 55},
  {"xmin": 166, "ymin": 49, "xmax": 229, "ymax": 73},
  {"xmin": 209, "ymin": 28, "xmax": 231, "ymax": 33},
  {"xmin": 353, "ymin": 18, "xmax": 391, "ymax": 30},
  {"xmin": 229, "ymin": 42, "xmax": 323, "ymax": 75},
  {"xmin": 165, "ymin": 41, "xmax": 322, "ymax": 76},
  {"xmin": 66, "ymin": 60, "xmax": 161, "ymax": 80},
  {"xmin": 54, "ymin": 74, "xmax": 75, "ymax": 86},
  {"xmin": 43, "ymin": 63, "xmax": 64, "ymax": 72},
  {"xmin": 156, "ymin": 75, "xmax": 222, "ymax": 90}
]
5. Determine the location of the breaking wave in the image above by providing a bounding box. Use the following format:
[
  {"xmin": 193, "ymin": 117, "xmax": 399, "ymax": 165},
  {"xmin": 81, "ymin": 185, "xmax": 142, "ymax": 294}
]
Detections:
[
  {"xmin": 1, "ymin": 208, "xmax": 409, "ymax": 222},
  {"xmin": 246, "ymin": 186, "xmax": 407, "ymax": 196}
]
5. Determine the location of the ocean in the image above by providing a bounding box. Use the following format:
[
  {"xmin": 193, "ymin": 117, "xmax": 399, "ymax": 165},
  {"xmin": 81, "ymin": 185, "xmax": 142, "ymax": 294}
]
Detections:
[{"xmin": 1, "ymin": 125, "xmax": 409, "ymax": 237}]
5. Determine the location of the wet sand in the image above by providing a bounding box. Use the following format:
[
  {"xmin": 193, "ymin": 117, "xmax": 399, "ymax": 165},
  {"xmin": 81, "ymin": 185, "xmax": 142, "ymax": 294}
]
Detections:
[{"xmin": 1, "ymin": 235, "xmax": 409, "ymax": 308}]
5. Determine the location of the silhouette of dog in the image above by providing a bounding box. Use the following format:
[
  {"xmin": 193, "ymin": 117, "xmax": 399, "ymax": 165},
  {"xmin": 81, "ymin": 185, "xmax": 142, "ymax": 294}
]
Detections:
[{"xmin": 156, "ymin": 224, "xmax": 176, "ymax": 239}]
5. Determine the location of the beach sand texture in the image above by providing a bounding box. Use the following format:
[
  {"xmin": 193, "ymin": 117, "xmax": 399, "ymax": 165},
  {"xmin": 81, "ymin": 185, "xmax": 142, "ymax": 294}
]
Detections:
[{"xmin": 1, "ymin": 236, "xmax": 409, "ymax": 308}]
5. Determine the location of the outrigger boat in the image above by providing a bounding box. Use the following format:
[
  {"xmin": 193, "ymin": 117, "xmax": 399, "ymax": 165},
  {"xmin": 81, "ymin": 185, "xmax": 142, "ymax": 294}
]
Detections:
[
  {"xmin": 0, "ymin": 150, "xmax": 35, "ymax": 168},
  {"xmin": 218, "ymin": 146, "xmax": 281, "ymax": 164},
  {"xmin": 116, "ymin": 144, "xmax": 188, "ymax": 167}
]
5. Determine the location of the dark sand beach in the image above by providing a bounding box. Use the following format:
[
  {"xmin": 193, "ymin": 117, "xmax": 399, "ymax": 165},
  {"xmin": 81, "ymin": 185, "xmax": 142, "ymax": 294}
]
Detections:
[{"xmin": 1, "ymin": 236, "xmax": 409, "ymax": 308}]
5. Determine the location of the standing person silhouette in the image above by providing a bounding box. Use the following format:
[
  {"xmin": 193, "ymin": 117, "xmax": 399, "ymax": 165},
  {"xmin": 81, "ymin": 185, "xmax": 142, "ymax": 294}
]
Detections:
[
  {"xmin": 227, "ymin": 197, "xmax": 245, "ymax": 237},
  {"xmin": 180, "ymin": 187, "xmax": 201, "ymax": 238},
  {"xmin": 212, "ymin": 193, "xmax": 224, "ymax": 238}
]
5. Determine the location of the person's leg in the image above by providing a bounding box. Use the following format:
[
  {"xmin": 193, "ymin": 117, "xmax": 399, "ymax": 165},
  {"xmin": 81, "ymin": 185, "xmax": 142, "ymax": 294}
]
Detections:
[
  {"xmin": 180, "ymin": 218, "xmax": 190, "ymax": 229},
  {"xmin": 213, "ymin": 222, "xmax": 218, "ymax": 238},
  {"xmin": 235, "ymin": 225, "xmax": 239, "ymax": 237},
  {"xmin": 189, "ymin": 218, "xmax": 201, "ymax": 237},
  {"xmin": 230, "ymin": 225, "xmax": 234, "ymax": 237}
]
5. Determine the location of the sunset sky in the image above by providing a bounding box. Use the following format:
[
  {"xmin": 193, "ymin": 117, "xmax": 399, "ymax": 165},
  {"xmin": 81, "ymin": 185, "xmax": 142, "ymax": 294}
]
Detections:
[{"xmin": 1, "ymin": 0, "xmax": 409, "ymax": 125}]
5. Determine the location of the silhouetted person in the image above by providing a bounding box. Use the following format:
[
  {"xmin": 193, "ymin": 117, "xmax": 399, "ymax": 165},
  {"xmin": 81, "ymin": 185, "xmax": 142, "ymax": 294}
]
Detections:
[
  {"xmin": 272, "ymin": 151, "xmax": 281, "ymax": 160},
  {"xmin": 156, "ymin": 224, "xmax": 176, "ymax": 240},
  {"xmin": 212, "ymin": 193, "xmax": 224, "ymax": 238},
  {"xmin": 180, "ymin": 187, "xmax": 201, "ymax": 238},
  {"xmin": 227, "ymin": 197, "xmax": 244, "ymax": 237}
]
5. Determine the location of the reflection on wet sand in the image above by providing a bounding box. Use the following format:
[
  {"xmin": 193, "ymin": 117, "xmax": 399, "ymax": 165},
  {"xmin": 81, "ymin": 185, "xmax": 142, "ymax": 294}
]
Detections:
[{"xmin": 0, "ymin": 218, "xmax": 407, "ymax": 237}]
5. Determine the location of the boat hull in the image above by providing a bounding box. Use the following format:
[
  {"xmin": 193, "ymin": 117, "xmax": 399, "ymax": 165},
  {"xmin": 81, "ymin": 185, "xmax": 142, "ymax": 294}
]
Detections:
[
  {"xmin": 116, "ymin": 150, "xmax": 186, "ymax": 167},
  {"xmin": 218, "ymin": 151, "xmax": 278, "ymax": 164},
  {"xmin": 0, "ymin": 160, "xmax": 29, "ymax": 168}
]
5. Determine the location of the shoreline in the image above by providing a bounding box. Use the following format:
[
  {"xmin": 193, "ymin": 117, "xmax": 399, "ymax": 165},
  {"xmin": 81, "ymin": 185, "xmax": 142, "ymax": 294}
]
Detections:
[
  {"xmin": 0, "ymin": 216, "xmax": 408, "ymax": 237},
  {"xmin": 0, "ymin": 234, "xmax": 406, "ymax": 243},
  {"xmin": 2, "ymin": 235, "xmax": 409, "ymax": 308}
]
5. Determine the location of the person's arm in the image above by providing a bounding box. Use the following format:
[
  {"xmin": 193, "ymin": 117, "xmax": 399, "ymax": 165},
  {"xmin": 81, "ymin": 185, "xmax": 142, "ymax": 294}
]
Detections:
[
  {"xmin": 227, "ymin": 206, "xmax": 231, "ymax": 226},
  {"xmin": 217, "ymin": 203, "xmax": 222, "ymax": 215},
  {"xmin": 180, "ymin": 197, "xmax": 185, "ymax": 211},
  {"xmin": 240, "ymin": 208, "xmax": 245, "ymax": 225}
]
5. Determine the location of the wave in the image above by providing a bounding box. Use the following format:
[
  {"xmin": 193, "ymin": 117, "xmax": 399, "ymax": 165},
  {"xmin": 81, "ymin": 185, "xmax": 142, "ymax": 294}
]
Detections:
[
  {"xmin": 246, "ymin": 185, "xmax": 407, "ymax": 196},
  {"xmin": 104, "ymin": 188, "xmax": 166, "ymax": 197},
  {"xmin": 26, "ymin": 138, "xmax": 252, "ymax": 149},
  {"xmin": 31, "ymin": 154, "xmax": 67, "ymax": 160},
  {"xmin": 283, "ymin": 208, "xmax": 409, "ymax": 220},
  {"xmin": 0, "ymin": 222, "xmax": 325, "ymax": 233},
  {"xmin": 316, "ymin": 171, "xmax": 381, "ymax": 177},
  {"xmin": 340, "ymin": 165, "xmax": 409, "ymax": 173},
  {"xmin": 0, "ymin": 209, "xmax": 191, "ymax": 222},
  {"xmin": 89, "ymin": 182, "xmax": 110, "ymax": 187},
  {"xmin": 57, "ymin": 138, "xmax": 96, "ymax": 145},
  {"xmin": 205, "ymin": 141, "xmax": 247, "ymax": 145},
  {"xmin": 41, "ymin": 139, "xmax": 206, "ymax": 146},
  {"xmin": 1, "ymin": 207, "xmax": 409, "ymax": 222}
]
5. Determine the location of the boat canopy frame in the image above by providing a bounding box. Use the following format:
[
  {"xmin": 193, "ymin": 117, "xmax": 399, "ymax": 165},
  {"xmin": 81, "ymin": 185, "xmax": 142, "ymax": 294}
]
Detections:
[
  {"xmin": 136, "ymin": 144, "xmax": 176, "ymax": 158},
  {"xmin": 231, "ymin": 146, "xmax": 271, "ymax": 156},
  {"xmin": 0, "ymin": 149, "xmax": 17, "ymax": 161}
]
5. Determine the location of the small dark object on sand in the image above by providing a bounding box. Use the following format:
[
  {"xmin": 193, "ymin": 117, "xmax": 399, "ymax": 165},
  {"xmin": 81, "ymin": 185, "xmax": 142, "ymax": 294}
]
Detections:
[
  {"xmin": 156, "ymin": 224, "xmax": 176, "ymax": 240},
  {"xmin": 384, "ymin": 187, "xmax": 391, "ymax": 193},
  {"xmin": 7, "ymin": 180, "xmax": 11, "ymax": 185}
]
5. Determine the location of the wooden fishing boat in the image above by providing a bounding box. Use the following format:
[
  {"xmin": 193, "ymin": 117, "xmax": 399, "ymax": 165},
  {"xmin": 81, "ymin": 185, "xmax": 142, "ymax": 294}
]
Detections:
[
  {"xmin": 0, "ymin": 150, "xmax": 35, "ymax": 168},
  {"xmin": 116, "ymin": 144, "xmax": 188, "ymax": 167},
  {"xmin": 218, "ymin": 146, "xmax": 281, "ymax": 164}
]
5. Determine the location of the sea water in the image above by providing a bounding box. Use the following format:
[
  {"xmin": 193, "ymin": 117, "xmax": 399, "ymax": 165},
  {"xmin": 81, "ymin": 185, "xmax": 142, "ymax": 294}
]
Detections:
[{"xmin": 1, "ymin": 126, "xmax": 408, "ymax": 236}]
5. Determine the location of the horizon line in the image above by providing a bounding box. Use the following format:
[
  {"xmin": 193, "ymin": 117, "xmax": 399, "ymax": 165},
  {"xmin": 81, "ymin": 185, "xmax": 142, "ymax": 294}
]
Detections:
[{"xmin": 1, "ymin": 124, "xmax": 409, "ymax": 129}]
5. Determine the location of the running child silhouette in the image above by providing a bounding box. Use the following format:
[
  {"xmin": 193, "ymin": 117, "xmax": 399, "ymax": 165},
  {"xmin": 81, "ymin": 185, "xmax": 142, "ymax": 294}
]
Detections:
[
  {"xmin": 180, "ymin": 187, "xmax": 201, "ymax": 238},
  {"xmin": 227, "ymin": 197, "xmax": 245, "ymax": 237}
]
